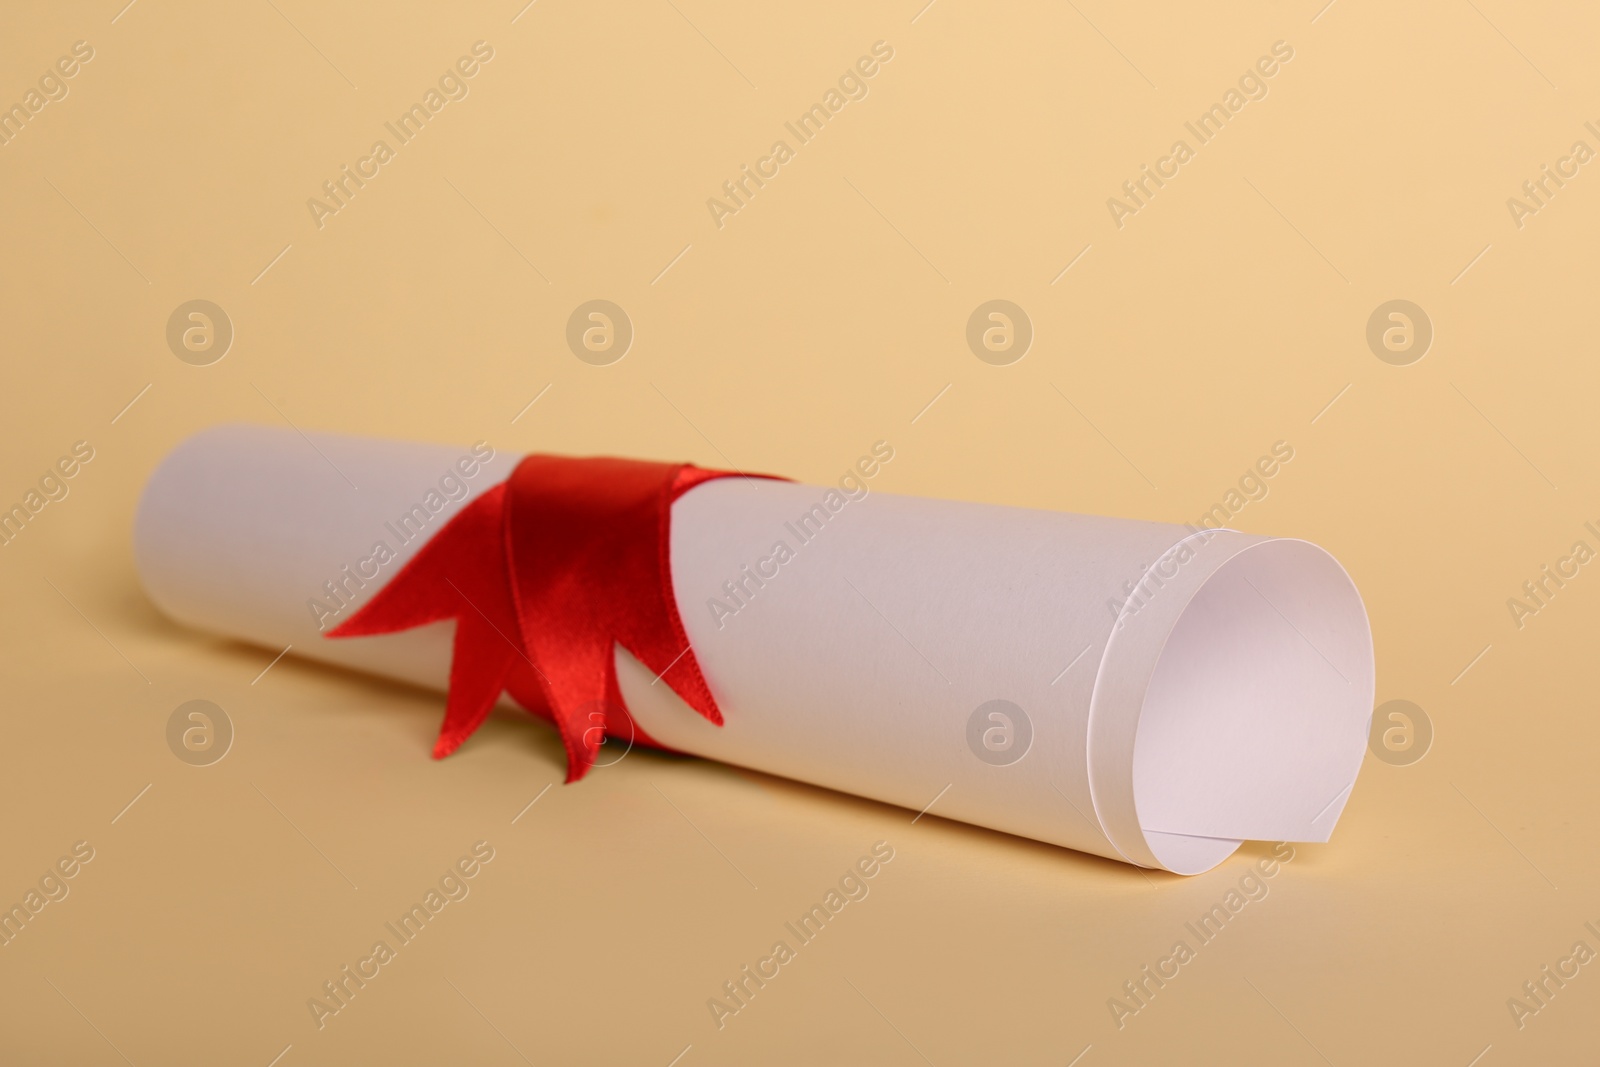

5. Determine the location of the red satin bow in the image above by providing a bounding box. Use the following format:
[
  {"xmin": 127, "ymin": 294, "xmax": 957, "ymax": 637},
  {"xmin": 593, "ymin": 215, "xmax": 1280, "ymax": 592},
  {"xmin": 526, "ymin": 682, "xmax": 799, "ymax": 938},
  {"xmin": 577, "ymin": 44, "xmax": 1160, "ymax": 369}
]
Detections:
[{"xmin": 328, "ymin": 454, "xmax": 753, "ymax": 781}]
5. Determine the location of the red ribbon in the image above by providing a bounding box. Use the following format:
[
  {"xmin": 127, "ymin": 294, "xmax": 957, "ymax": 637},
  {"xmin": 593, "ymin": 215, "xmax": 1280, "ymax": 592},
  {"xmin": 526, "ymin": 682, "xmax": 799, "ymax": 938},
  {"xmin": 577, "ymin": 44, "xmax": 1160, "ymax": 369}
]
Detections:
[{"xmin": 327, "ymin": 454, "xmax": 762, "ymax": 781}]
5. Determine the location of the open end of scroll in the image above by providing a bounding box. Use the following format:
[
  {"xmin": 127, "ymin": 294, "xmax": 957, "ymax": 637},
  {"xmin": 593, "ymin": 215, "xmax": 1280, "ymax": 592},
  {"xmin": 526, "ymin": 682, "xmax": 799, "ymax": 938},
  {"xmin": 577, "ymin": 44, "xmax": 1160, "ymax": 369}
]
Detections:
[{"xmin": 1131, "ymin": 538, "xmax": 1374, "ymax": 875}]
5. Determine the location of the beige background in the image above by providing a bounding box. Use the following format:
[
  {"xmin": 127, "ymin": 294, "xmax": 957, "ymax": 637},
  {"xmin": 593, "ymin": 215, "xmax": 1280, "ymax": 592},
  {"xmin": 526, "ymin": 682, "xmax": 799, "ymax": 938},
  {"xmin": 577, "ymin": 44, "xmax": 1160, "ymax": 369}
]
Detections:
[{"xmin": 2, "ymin": 0, "xmax": 1597, "ymax": 1062}]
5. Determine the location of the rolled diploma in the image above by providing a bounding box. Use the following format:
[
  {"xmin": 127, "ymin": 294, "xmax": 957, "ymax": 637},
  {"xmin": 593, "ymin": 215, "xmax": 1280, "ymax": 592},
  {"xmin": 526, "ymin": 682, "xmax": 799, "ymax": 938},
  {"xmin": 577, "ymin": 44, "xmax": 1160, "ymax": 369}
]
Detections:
[{"xmin": 135, "ymin": 425, "xmax": 1374, "ymax": 874}]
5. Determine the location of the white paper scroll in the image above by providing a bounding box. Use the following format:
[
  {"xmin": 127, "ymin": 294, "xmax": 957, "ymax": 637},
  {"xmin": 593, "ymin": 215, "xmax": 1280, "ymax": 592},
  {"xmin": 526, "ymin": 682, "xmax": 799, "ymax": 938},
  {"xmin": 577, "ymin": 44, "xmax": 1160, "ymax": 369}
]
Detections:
[{"xmin": 135, "ymin": 425, "xmax": 1375, "ymax": 874}]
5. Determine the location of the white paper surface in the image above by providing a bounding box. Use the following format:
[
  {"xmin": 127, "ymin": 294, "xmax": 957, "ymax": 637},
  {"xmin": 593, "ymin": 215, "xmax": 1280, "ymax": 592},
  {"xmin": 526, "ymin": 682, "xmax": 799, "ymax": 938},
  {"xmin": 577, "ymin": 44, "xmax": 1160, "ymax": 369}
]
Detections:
[{"xmin": 135, "ymin": 425, "xmax": 1375, "ymax": 874}]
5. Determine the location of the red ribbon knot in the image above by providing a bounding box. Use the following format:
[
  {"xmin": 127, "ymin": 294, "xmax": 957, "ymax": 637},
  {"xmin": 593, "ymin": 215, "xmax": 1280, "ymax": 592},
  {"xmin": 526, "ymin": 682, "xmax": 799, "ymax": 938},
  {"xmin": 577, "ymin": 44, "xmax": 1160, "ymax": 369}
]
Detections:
[{"xmin": 328, "ymin": 454, "xmax": 755, "ymax": 781}]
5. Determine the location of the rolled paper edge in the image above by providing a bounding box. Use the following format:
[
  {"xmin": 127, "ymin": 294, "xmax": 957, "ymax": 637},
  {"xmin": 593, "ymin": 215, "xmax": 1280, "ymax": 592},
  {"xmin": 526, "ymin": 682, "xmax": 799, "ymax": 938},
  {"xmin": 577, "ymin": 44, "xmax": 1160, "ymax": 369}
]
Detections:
[{"xmin": 1088, "ymin": 532, "xmax": 1375, "ymax": 874}]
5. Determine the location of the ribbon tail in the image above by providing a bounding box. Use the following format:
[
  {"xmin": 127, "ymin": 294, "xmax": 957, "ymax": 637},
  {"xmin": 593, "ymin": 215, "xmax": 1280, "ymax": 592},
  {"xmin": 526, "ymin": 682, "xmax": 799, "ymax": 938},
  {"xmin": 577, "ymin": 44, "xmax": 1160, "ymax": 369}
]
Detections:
[
  {"xmin": 327, "ymin": 485, "xmax": 509, "ymax": 640},
  {"xmin": 635, "ymin": 641, "xmax": 723, "ymax": 727},
  {"xmin": 525, "ymin": 640, "xmax": 610, "ymax": 783},
  {"xmin": 432, "ymin": 613, "xmax": 518, "ymax": 759}
]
